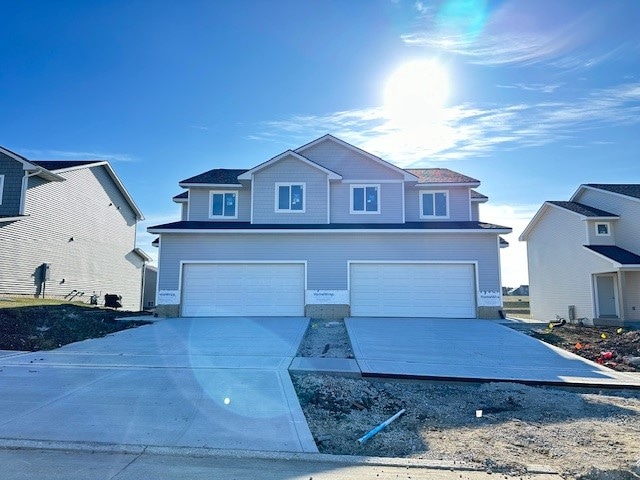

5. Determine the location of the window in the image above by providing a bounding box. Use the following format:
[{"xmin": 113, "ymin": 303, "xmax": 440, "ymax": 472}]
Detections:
[
  {"xmin": 209, "ymin": 191, "xmax": 238, "ymax": 219},
  {"xmin": 0, "ymin": 175, "xmax": 4, "ymax": 206},
  {"xmin": 276, "ymin": 183, "xmax": 305, "ymax": 212},
  {"xmin": 596, "ymin": 222, "xmax": 610, "ymax": 236},
  {"xmin": 351, "ymin": 184, "xmax": 380, "ymax": 214},
  {"xmin": 420, "ymin": 191, "xmax": 449, "ymax": 218}
]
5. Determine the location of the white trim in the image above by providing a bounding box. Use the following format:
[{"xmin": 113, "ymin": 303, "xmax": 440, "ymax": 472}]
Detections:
[
  {"xmin": 250, "ymin": 173, "xmax": 255, "ymax": 223},
  {"xmin": 208, "ymin": 190, "xmax": 239, "ymax": 219},
  {"xmin": 414, "ymin": 181, "xmax": 481, "ymax": 188},
  {"xmin": 42, "ymin": 161, "xmax": 106, "ymax": 174},
  {"xmin": 401, "ymin": 183, "xmax": 406, "ymax": 223},
  {"xmin": 419, "ymin": 190, "xmax": 450, "ymax": 219},
  {"xmin": 275, "ymin": 182, "xmax": 306, "ymax": 213},
  {"xmin": 0, "ymin": 174, "xmax": 4, "ymax": 206},
  {"xmin": 326, "ymin": 177, "xmax": 331, "ymax": 224},
  {"xmin": 0, "ymin": 215, "xmax": 24, "ymax": 223},
  {"xmin": 154, "ymin": 236, "xmax": 162, "ymax": 307},
  {"xmin": 350, "ymin": 184, "xmax": 380, "ymax": 214},
  {"xmin": 148, "ymin": 227, "xmax": 513, "ymax": 235},
  {"xmin": 594, "ymin": 273, "xmax": 620, "ymax": 318},
  {"xmin": 238, "ymin": 150, "xmax": 341, "ymax": 180},
  {"xmin": 173, "ymin": 197, "xmax": 188, "ymax": 203},
  {"xmin": 496, "ymin": 236, "xmax": 504, "ymax": 306},
  {"xmin": 468, "ymin": 190, "xmax": 472, "ymax": 220},
  {"xmin": 595, "ymin": 222, "xmax": 611, "ymax": 236},
  {"xmin": 294, "ymin": 134, "xmax": 418, "ymax": 181}
]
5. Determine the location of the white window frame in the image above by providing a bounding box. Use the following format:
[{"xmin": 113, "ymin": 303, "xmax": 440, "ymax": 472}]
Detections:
[
  {"xmin": 595, "ymin": 222, "xmax": 610, "ymax": 236},
  {"xmin": 420, "ymin": 190, "xmax": 450, "ymax": 219},
  {"xmin": 275, "ymin": 182, "xmax": 306, "ymax": 213},
  {"xmin": 0, "ymin": 175, "xmax": 4, "ymax": 206},
  {"xmin": 350, "ymin": 184, "xmax": 380, "ymax": 214},
  {"xmin": 209, "ymin": 190, "xmax": 238, "ymax": 219}
]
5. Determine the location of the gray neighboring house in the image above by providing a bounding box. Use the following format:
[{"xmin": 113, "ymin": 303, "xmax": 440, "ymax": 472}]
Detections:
[
  {"xmin": 148, "ymin": 134, "xmax": 511, "ymax": 319},
  {"xmin": 520, "ymin": 184, "xmax": 640, "ymax": 326},
  {"xmin": 0, "ymin": 146, "xmax": 150, "ymax": 310}
]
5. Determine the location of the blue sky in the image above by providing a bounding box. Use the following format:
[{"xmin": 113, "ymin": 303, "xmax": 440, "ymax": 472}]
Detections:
[{"xmin": 2, "ymin": 0, "xmax": 639, "ymax": 287}]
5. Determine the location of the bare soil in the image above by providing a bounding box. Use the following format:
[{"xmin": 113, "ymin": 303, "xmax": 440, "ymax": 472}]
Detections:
[
  {"xmin": 527, "ymin": 324, "xmax": 640, "ymax": 373},
  {"xmin": 293, "ymin": 319, "xmax": 640, "ymax": 479},
  {"xmin": 0, "ymin": 302, "xmax": 151, "ymax": 351}
]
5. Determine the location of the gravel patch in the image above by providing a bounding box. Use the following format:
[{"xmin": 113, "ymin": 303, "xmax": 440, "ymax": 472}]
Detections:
[{"xmin": 296, "ymin": 319, "xmax": 353, "ymax": 358}]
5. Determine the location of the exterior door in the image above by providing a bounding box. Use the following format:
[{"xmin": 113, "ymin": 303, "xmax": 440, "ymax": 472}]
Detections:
[{"xmin": 596, "ymin": 274, "xmax": 618, "ymax": 318}]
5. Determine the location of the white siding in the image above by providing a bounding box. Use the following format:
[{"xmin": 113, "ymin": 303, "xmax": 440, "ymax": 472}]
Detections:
[
  {"xmin": 0, "ymin": 166, "xmax": 144, "ymax": 310},
  {"xmin": 527, "ymin": 206, "xmax": 613, "ymax": 322}
]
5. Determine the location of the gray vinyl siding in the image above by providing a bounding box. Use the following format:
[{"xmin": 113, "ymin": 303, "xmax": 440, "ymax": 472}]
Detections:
[
  {"xmin": 585, "ymin": 220, "xmax": 617, "ymax": 245},
  {"xmin": 180, "ymin": 203, "xmax": 188, "ymax": 221},
  {"xmin": 574, "ymin": 189, "xmax": 640, "ymax": 252},
  {"xmin": 405, "ymin": 186, "xmax": 472, "ymax": 221},
  {"xmin": 187, "ymin": 182, "xmax": 250, "ymax": 221},
  {"xmin": 0, "ymin": 166, "xmax": 144, "ymax": 310},
  {"xmin": 623, "ymin": 272, "xmax": 640, "ymax": 321},
  {"xmin": 471, "ymin": 202, "xmax": 480, "ymax": 221},
  {"xmin": 300, "ymin": 141, "xmax": 405, "ymax": 181},
  {"xmin": 157, "ymin": 232, "xmax": 501, "ymax": 293},
  {"xmin": 252, "ymin": 155, "xmax": 328, "ymax": 224},
  {"xmin": 527, "ymin": 206, "xmax": 612, "ymax": 322},
  {"xmin": 0, "ymin": 152, "xmax": 26, "ymax": 216},
  {"xmin": 330, "ymin": 182, "xmax": 404, "ymax": 223}
]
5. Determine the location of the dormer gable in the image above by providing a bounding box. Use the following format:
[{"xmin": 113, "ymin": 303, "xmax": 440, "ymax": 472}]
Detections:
[{"xmin": 237, "ymin": 150, "xmax": 341, "ymax": 181}]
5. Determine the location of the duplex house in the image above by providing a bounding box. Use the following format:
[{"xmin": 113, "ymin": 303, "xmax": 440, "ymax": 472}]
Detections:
[
  {"xmin": 520, "ymin": 184, "xmax": 640, "ymax": 326},
  {"xmin": 0, "ymin": 146, "xmax": 149, "ymax": 310},
  {"xmin": 149, "ymin": 134, "xmax": 511, "ymax": 319}
]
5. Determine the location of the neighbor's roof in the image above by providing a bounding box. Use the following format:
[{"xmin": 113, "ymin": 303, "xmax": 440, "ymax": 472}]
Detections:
[
  {"xmin": 470, "ymin": 190, "xmax": 488, "ymax": 201},
  {"xmin": 584, "ymin": 184, "xmax": 640, "ymax": 200},
  {"xmin": 173, "ymin": 191, "xmax": 189, "ymax": 202},
  {"xmin": 180, "ymin": 168, "xmax": 249, "ymax": 186},
  {"xmin": 30, "ymin": 160, "xmax": 104, "ymax": 171},
  {"xmin": 405, "ymin": 168, "xmax": 480, "ymax": 185},
  {"xmin": 547, "ymin": 201, "xmax": 618, "ymax": 218},
  {"xmin": 149, "ymin": 220, "xmax": 511, "ymax": 233},
  {"xmin": 584, "ymin": 245, "xmax": 640, "ymax": 266}
]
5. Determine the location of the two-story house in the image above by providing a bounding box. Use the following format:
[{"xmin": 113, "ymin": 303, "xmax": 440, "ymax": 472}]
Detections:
[
  {"xmin": 148, "ymin": 134, "xmax": 511, "ymax": 319},
  {"xmin": 519, "ymin": 184, "xmax": 640, "ymax": 326},
  {"xmin": 0, "ymin": 146, "xmax": 150, "ymax": 310}
]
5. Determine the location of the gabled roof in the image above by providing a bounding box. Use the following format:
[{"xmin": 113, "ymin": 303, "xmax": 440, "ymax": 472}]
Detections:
[
  {"xmin": 29, "ymin": 160, "xmax": 144, "ymax": 220},
  {"xmin": 584, "ymin": 245, "xmax": 640, "ymax": 266},
  {"xmin": 132, "ymin": 248, "xmax": 153, "ymax": 262},
  {"xmin": 294, "ymin": 134, "xmax": 418, "ymax": 181},
  {"xmin": 406, "ymin": 168, "xmax": 480, "ymax": 186},
  {"xmin": 499, "ymin": 236, "xmax": 509, "ymax": 248},
  {"xmin": 547, "ymin": 201, "xmax": 618, "ymax": 218},
  {"xmin": 520, "ymin": 201, "xmax": 619, "ymax": 241},
  {"xmin": 237, "ymin": 150, "xmax": 342, "ymax": 181},
  {"xmin": 470, "ymin": 190, "xmax": 488, "ymax": 202},
  {"xmin": 173, "ymin": 191, "xmax": 189, "ymax": 202},
  {"xmin": 179, "ymin": 168, "xmax": 248, "ymax": 186},
  {"xmin": 0, "ymin": 147, "xmax": 65, "ymax": 181},
  {"xmin": 580, "ymin": 184, "xmax": 640, "ymax": 200}
]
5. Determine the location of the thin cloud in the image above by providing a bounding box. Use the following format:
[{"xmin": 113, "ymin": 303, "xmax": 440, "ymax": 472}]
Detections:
[
  {"xmin": 251, "ymin": 82, "xmax": 640, "ymax": 166},
  {"xmin": 496, "ymin": 83, "xmax": 563, "ymax": 94}
]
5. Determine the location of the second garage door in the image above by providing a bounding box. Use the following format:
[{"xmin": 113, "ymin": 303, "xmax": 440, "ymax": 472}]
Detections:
[
  {"xmin": 350, "ymin": 263, "xmax": 476, "ymax": 318},
  {"xmin": 181, "ymin": 263, "xmax": 305, "ymax": 317}
]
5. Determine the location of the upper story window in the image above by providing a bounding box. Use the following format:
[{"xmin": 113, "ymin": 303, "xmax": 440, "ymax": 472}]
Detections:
[
  {"xmin": 0, "ymin": 175, "xmax": 4, "ymax": 206},
  {"xmin": 595, "ymin": 222, "xmax": 610, "ymax": 236},
  {"xmin": 351, "ymin": 184, "xmax": 380, "ymax": 214},
  {"xmin": 276, "ymin": 183, "xmax": 305, "ymax": 212},
  {"xmin": 209, "ymin": 191, "xmax": 238, "ymax": 219},
  {"xmin": 420, "ymin": 190, "xmax": 449, "ymax": 219}
]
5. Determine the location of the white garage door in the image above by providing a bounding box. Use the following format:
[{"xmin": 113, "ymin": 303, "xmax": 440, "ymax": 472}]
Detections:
[
  {"xmin": 350, "ymin": 263, "xmax": 476, "ymax": 318},
  {"xmin": 181, "ymin": 263, "xmax": 305, "ymax": 317}
]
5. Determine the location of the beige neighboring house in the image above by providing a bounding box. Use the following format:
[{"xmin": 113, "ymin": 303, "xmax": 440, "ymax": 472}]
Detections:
[
  {"xmin": 0, "ymin": 146, "xmax": 151, "ymax": 310},
  {"xmin": 520, "ymin": 184, "xmax": 640, "ymax": 326}
]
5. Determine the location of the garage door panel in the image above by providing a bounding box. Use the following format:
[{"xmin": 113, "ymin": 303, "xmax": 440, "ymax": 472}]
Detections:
[
  {"xmin": 182, "ymin": 263, "xmax": 304, "ymax": 317},
  {"xmin": 350, "ymin": 263, "xmax": 476, "ymax": 318}
]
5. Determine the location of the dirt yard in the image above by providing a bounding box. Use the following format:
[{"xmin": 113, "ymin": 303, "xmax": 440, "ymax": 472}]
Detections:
[
  {"xmin": 0, "ymin": 298, "xmax": 151, "ymax": 351},
  {"xmin": 294, "ymin": 319, "xmax": 640, "ymax": 479}
]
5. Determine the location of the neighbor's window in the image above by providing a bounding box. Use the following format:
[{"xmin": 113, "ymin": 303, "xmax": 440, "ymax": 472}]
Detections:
[
  {"xmin": 420, "ymin": 191, "xmax": 449, "ymax": 218},
  {"xmin": 210, "ymin": 191, "xmax": 238, "ymax": 219},
  {"xmin": 351, "ymin": 184, "xmax": 380, "ymax": 214},
  {"xmin": 596, "ymin": 222, "xmax": 610, "ymax": 236},
  {"xmin": 276, "ymin": 183, "xmax": 305, "ymax": 212}
]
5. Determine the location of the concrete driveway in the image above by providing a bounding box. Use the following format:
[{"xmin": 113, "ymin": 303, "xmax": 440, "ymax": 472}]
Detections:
[
  {"xmin": 345, "ymin": 317, "xmax": 640, "ymax": 388},
  {"xmin": 0, "ymin": 317, "xmax": 317, "ymax": 452}
]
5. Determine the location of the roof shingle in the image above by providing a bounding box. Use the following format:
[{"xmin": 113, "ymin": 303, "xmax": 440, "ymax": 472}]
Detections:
[
  {"xmin": 30, "ymin": 160, "xmax": 103, "ymax": 171},
  {"xmin": 405, "ymin": 168, "xmax": 480, "ymax": 184},
  {"xmin": 180, "ymin": 168, "xmax": 248, "ymax": 185},
  {"xmin": 585, "ymin": 184, "xmax": 640, "ymax": 200},
  {"xmin": 548, "ymin": 201, "xmax": 618, "ymax": 218},
  {"xmin": 585, "ymin": 245, "xmax": 640, "ymax": 265}
]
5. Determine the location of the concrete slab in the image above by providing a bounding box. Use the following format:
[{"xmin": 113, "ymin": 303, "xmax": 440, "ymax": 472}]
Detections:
[
  {"xmin": 345, "ymin": 318, "xmax": 640, "ymax": 388},
  {"xmin": 289, "ymin": 357, "xmax": 361, "ymax": 376},
  {"xmin": 0, "ymin": 317, "xmax": 317, "ymax": 453}
]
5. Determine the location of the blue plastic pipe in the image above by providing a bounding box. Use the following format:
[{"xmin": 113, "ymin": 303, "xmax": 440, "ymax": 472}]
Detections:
[{"xmin": 357, "ymin": 408, "xmax": 406, "ymax": 444}]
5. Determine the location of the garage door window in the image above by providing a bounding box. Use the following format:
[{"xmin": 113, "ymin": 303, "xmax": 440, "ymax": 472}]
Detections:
[
  {"xmin": 420, "ymin": 191, "xmax": 449, "ymax": 218},
  {"xmin": 210, "ymin": 191, "xmax": 238, "ymax": 219}
]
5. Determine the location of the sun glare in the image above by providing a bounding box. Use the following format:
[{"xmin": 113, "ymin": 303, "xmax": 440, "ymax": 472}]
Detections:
[{"xmin": 384, "ymin": 60, "xmax": 450, "ymax": 126}]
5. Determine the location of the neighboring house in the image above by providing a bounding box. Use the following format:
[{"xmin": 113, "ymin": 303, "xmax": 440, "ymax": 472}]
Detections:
[
  {"xmin": 148, "ymin": 134, "xmax": 511, "ymax": 319},
  {"xmin": 0, "ymin": 146, "xmax": 150, "ymax": 310},
  {"xmin": 508, "ymin": 285, "xmax": 529, "ymax": 296},
  {"xmin": 520, "ymin": 184, "xmax": 640, "ymax": 326}
]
